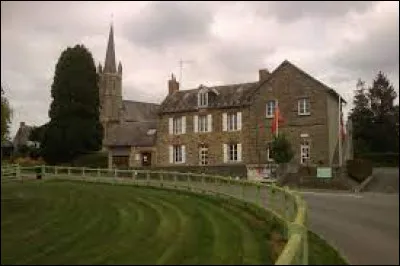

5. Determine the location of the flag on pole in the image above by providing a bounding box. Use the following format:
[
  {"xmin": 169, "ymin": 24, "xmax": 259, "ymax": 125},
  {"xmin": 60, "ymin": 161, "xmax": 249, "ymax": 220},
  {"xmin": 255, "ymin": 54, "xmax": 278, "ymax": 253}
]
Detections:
[
  {"xmin": 340, "ymin": 111, "xmax": 346, "ymax": 141},
  {"xmin": 271, "ymin": 103, "xmax": 284, "ymax": 137}
]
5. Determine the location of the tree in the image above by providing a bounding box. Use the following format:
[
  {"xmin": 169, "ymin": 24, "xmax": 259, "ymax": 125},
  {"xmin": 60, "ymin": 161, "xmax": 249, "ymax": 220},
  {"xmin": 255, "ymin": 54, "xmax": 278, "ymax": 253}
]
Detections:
[
  {"xmin": 367, "ymin": 72, "xmax": 398, "ymax": 153},
  {"xmin": 349, "ymin": 73, "xmax": 399, "ymax": 155},
  {"xmin": 349, "ymin": 79, "xmax": 374, "ymax": 154},
  {"xmin": 270, "ymin": 133, "xmax": 294, "ymax": 181},
  {"xmin": 41, "ymin": 44, "xmax": 103, "ymax": 164},
  {"xmin": 1, "ymin": 86, "xmax": 13, "ymax": 142}
]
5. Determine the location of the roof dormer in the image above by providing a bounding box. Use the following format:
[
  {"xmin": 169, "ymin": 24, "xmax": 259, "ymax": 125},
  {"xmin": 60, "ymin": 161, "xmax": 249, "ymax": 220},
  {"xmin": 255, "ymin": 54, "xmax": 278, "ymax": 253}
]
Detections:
[{"xmin": 198, "ymin": 85, "xmax": 209, "ymax": 108}]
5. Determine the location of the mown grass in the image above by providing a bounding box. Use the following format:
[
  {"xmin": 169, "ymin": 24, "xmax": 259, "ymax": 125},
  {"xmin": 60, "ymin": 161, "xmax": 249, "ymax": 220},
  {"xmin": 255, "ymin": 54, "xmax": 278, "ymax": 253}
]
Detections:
[{"xmin": 1, "ymin": 180, "xmax": 347, "ymax": 265}]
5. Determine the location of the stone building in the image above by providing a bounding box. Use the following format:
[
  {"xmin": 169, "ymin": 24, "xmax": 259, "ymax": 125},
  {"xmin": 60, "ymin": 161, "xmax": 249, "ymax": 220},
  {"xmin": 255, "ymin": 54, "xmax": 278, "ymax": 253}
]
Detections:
[
  {"xmin": 157, "ymin": 60, "xmax": 351, "ymax": 179},
  {"xmin": 97, "ymin": 24, "xmax": 352, "ymax": 175},
  {"xmin": 98, "ymin": 24, "xmax": 159, "ymax": 168}
]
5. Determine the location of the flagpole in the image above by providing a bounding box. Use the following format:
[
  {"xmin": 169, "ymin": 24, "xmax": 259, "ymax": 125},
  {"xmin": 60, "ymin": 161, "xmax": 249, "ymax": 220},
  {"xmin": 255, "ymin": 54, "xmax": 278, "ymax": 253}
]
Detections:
[
  {"xmin": 276, "ymin": 101, "xmax": 279, "ymax": 137},
  {"xmin": 338, "ymin": 94, "xmax": 342, "ymax": 167}
]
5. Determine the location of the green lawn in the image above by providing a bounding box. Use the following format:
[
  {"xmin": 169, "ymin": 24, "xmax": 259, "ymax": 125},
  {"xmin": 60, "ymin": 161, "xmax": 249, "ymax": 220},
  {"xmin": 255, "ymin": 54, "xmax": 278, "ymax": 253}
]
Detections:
[{"xmin": 1, "ymin": 180, "xmax": 347, "ymax": 265}]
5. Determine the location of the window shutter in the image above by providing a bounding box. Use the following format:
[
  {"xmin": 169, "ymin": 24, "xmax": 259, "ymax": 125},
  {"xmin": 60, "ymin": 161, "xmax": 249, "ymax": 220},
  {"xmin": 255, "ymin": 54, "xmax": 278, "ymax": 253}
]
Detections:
[
  {"xmin": 197, "ymin": 93, "xmax": 201, "ymax": 106},
  {"xmin": 223, "ymin": 144, "xmax": 228, "ymax": 163},
  {"xmin": 169, "ymin": 145, "xmax": 173, "ymax": 164},
  {"xmin": 237, "ymin": 143, "xmax": 242, "ymax": 162},
  {"xmin": 169, "ymin": 118, "xmax": 173, "ymax": 135},
  {"xmin": 182, "ymin": 116, "xmax": 186, "ymax": 134},
  {"xmin": 194, "ymin": 115, "xmax": 198, "ymax": 133},
  {"xmin": 222, "ymin": 113, "xmax": 227, "ymax": 131},
  {"xmin": 207, "ymin": 114, "xmax": 212, "ymax": 132},
  {"xmin": 182, "ymin": 145, "xmax": 186, "ymax": 163},
  {"xmin": 237, "ymin": 112, "xmax": 242, "ymax": 130}
]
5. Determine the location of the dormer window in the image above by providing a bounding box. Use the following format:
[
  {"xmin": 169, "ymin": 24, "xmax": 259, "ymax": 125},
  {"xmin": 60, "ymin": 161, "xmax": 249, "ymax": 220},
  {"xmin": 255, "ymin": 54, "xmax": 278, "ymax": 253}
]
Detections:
[
  {"xmin": 198, "ymin": 91, "xmax": 208, "ymax": 107},
  {"xmin": 198, "ymin": 85, "xmax": 209, "ymax": 107}
]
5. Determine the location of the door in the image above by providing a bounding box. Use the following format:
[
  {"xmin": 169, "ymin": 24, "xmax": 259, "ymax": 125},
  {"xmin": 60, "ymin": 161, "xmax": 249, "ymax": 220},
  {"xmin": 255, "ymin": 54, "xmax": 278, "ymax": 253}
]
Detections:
[{"xmin": 141, "ymin": 152, "xmax": 152, "ymax": 167}]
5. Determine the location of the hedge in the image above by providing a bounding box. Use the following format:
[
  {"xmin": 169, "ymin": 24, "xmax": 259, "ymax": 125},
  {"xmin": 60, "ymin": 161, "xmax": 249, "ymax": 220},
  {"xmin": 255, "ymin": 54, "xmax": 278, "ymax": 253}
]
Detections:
[
  {"xmin": 67, "ymin": 152, "xmax": 108, "ymax": 168},
  {"xmin": 357, "ymin": 153, "xmax": 399, "ymax": 167},
  {"xmin": 130, "ymin": 165, "xmax": 248, "ymax": 179},
  {"xmin": 346, "ymin": 159, "xmax": 373, "ymax": 183}
]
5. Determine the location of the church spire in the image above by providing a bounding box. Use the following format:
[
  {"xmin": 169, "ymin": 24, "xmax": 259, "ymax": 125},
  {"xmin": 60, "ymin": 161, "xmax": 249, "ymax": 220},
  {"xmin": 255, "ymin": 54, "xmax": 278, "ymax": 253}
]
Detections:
[{"xmin": 104, "ymin": 23, "xmax": 116, "ymax": 73}]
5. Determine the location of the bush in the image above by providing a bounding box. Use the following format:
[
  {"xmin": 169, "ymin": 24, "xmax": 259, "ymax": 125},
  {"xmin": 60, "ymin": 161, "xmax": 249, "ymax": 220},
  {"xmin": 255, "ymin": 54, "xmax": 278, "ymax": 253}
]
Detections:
[
  {"xmin": 298, "ymin": 166, "xmax": 317, "ymax": 177},
  {"xmin": 358, "ymin": 153, "xmax": 399, "ymax": 167},
  {"xmin": 13, "ymin": 157, "xmax": 45, "ymax": 167},
  {"xmin": 69, "ymin": 152, "xmax": 108, "ymax": 168},
  {"xmin": 131, "ymin": 165, "xmax": 248, "ymax": 179},
  {"xmin": 346, "ymin": 159, "xmax": 373, "ymax": 183}
]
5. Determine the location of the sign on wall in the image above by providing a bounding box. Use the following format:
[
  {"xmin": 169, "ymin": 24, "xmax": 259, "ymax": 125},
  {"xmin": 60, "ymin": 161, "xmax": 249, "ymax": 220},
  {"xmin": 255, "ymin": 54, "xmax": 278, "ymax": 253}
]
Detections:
[{"xmin": 317, "ymin": 167, "xmax": 332, "ymax": 178}]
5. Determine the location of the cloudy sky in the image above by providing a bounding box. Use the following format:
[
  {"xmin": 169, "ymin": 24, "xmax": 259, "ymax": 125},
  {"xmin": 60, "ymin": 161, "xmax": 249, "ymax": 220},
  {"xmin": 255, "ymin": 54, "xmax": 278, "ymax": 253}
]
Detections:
[{"xmin": 1, "ymin": 1, "xmax": 399, "ymax": 137}]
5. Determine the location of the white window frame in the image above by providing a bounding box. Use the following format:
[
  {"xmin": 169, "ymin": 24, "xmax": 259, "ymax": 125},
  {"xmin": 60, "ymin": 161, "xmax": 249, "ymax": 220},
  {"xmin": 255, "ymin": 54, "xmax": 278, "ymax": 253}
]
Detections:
[
  {"xmin": 298, "ymin": 98, "xmax": 310, "ymax": 116},
  {"xmin": 227, "ymin": 113, "xmax": 238, "ymax": 131},
  {"xmin": 198, "ymin": 92, "xmax": 208, "ymax": 107},
  {"xmin": 173, "ymin": 117, "xmax": 182, "ymax": 135},
  {"xmin": 198, "ymin": 115, "xmax": 208, "ymax": 132},
  {"xmin": 266, "ymin": 100, "xmax": 276, "ymax": 118},
  {"xmin": 300, "ymin": 139, "xmax": 310, "ymax": 164},
  {"xmin": 173, "ymin": 145, "xmax": 183, "ymax": 163},
  {"xmin": 267, "ymin": 142, "xmax": 274, "ymax": 162},
  {"xmin": 199, "ymin": 145, "xmax": 208, "ymax": 165},
  {"xmin": 228, "ymin": 144, "xmax": 238, "ymax": 162}
]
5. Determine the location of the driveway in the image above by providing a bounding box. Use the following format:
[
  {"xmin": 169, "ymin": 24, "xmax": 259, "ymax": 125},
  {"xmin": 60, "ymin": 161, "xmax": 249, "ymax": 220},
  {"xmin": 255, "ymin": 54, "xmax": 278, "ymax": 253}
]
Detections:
[
  {"xmin": 364, "ymin": 168, "xmax": 399, "ymax": 193},
  {"xmin": 301, "ymin": 190, "xmax": 399, "ymax": 265}
]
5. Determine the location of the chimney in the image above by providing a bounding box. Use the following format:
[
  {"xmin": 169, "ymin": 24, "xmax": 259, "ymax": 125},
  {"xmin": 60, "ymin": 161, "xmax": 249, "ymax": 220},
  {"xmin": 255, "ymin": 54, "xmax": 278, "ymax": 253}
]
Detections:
[
  {"xmin": 259, "ymin": 69, "xmax": 270, "ymax": 82},
  {"xmin": 20, "ymin": 122, "xmax": 25, "ymax": 127},
  {"xmin": 168, "ymin": 73, "xmax": 179, "ymax": 95}
]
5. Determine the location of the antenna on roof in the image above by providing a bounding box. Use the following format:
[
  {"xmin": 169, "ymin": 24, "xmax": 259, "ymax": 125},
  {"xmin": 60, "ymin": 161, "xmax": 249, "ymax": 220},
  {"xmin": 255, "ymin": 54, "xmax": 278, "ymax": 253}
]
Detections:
[{"xmin": 179, "ymin": 59, "xmax": 194, "ymax": 89}]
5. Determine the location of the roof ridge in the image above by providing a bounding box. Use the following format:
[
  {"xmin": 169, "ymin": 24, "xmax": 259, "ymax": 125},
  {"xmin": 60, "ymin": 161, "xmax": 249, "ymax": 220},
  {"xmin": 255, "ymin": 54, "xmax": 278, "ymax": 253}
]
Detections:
[{"xmin": 123, "ymin": 100, "xmax": 160, "ymax": 106}]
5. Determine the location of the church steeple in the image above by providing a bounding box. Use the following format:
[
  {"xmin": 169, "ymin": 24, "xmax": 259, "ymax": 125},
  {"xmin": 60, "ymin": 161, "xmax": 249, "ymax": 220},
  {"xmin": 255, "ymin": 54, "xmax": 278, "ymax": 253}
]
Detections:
[{"xmin": 104, "ymin": 23, "xmax": 116, "ymax": 73}]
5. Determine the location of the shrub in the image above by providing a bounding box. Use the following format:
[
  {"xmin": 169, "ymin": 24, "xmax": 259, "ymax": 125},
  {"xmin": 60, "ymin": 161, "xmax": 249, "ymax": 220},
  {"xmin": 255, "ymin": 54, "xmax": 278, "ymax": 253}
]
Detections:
[
  {"xmin": 346, "ymin": 159, "xmax": 373, "ymax": 183},
  {"xmin": 358, "ymin": 153, "xmax": 399, "ymax": 167},
  {"xmin": 69, "ymin": 152, "xmax": 108, "ymax": 168},
  {"xmin": 13, "ymin": 157, "xmax": 45, "ymax": 167},
  {"xmin": 298, "ymin": 166, "xmax": 317, "ymax": 177}
]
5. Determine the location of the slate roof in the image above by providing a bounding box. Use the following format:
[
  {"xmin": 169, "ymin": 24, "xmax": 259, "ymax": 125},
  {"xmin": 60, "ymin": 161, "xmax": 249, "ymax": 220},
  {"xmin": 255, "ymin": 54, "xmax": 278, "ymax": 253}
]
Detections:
[
  {"xmin": 159, "ymin": 60, "xmax": 346, "ymax": 115},
  {"xmin": 159, "ymin": 82, "xmax": 258, "ymax": 114},
  {"xmin": 122, "ymin": 100, "xmax": 159, "ymax": 122},
  {"xmin": 105, "ymin": 121, "xmax": 157, "ymax": 147}
]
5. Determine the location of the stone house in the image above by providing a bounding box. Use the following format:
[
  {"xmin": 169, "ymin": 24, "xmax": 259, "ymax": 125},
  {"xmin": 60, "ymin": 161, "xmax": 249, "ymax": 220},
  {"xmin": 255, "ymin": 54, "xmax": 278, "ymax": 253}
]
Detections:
[
  {"xmin": 97, "ymin": 23, "xmax": 352, "ymax": 175},
  {"xmin": 156, "ymin": 60, "xmax": 351, "ymax": 179}
]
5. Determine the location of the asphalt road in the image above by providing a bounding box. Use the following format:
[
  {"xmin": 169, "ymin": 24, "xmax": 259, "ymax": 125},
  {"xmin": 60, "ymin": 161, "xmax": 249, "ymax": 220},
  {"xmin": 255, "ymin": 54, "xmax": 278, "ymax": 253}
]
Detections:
[{"xmin": 301, "ymin": 191, "xmax": 399, "ymax": 265}]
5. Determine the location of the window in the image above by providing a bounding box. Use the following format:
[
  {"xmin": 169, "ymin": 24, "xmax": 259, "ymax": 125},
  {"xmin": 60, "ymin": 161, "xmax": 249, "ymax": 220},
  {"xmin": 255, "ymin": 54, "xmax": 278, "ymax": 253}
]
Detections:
[
  {"xmin": 266, "ymin": 142, "xmax": 274, "ymax": 162},
  {"xmin": 147, "ymin": 129, "xmax": 156, "ymax": 135},
  {"xmin": 298, "ymin": 98, "xmax": 310, "ymax": 115},
  {"xmin": 300, "ymin": 139, "xmax": 310, "ymax": 164},
  {"xmin": 227, "ymin": 113, "xmax": 238, "ymax": 131},
  {"xmin": 228, "ymin": 144, "xmax": 238, "ymax": 161},
  {"xmin": 174, "ymin": 145, "xmax": 183, "ymax": 163},
  {"xmin": 198, "ymin": 115, "xmax": 208, "ymax": 132},
  {"xmin": 199, "ymin": 145, "xmax": 208, "ymax": 165},
  {"xmin": 198, "ymin": 92, "xmax": 208, "ymax": 107},
  {"xmin": 266, "ymin": 100, "xmax": 276, "ymax": 118},
  {"xmin": 173, "ymin": 117, "xmax": 182, "ymax": 134}
]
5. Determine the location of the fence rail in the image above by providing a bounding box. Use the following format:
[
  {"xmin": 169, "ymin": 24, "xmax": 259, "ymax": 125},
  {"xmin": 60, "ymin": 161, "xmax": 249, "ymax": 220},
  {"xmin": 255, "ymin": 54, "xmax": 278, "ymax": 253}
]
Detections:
[{"xmin": 1, "ymin": 164, "xmax": 308, "ymax": 265}]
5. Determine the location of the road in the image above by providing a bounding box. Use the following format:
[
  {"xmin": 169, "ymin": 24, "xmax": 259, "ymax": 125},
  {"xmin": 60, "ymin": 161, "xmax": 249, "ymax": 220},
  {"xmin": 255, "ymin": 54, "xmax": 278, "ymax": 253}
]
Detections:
[
  {"xmin": 301, "ymin": 190, "xmax": 399, "ymax": 265},
  {"xmin": 364, "ymin": 168, "xmax": 399, "ymax": 193}
]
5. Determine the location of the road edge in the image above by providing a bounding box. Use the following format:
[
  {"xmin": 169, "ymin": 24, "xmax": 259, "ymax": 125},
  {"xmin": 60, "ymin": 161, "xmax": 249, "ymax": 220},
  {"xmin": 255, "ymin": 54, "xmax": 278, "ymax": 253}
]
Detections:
[{"xmin": 354, "ymin": 175, "xmax": 375, "ymax": 193}]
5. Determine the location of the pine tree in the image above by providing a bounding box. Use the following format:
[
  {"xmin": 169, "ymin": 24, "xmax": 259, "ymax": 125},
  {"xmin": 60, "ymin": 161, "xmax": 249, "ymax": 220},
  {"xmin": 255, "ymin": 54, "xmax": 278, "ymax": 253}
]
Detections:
[
  {"xmin": 349, "ymin": 79, "xmax": 374, "ymax": 154},
  {"xmin": 41, "ymin": 45, "xmax": 103, "ymax": 164},
  {"xmin": 367, "ymin": 72, "xmax": 398, "ymax": 153}
]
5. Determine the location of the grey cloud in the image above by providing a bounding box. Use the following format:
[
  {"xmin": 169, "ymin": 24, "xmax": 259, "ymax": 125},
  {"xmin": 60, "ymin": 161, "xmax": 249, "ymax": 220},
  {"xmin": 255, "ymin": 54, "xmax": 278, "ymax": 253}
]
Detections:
[
  {"xmin": 123, "ymin": 1, "xmax": 214, "ymax": 49},
  {"xmin": 331, "ymin": 13, "xmax": 399, "ymax": 86},
  {"xmin": 252, "ymin": 1, "xmax": 375, "ymax": 23}
]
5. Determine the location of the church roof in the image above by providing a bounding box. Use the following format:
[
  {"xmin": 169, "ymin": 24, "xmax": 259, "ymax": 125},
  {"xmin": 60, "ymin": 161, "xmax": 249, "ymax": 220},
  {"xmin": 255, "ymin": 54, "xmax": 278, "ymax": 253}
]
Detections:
[
  {"xmin": 104, "ymin": 121, "xmax": 157, "ymax": 147},
  {"xmin": 103, "ymin": 24, "xmax": 116, "ymax": 73},
  {"xmin": 122, "ymin": 100, "xmax": 160, "ymax": 122}
]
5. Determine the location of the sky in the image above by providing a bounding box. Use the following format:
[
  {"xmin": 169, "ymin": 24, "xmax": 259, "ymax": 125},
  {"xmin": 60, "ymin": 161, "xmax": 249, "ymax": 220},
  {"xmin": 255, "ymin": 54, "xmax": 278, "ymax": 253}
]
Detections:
[{"xmin": 1, "ymin": 1, "xmax": 399, "ymax": 137}]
